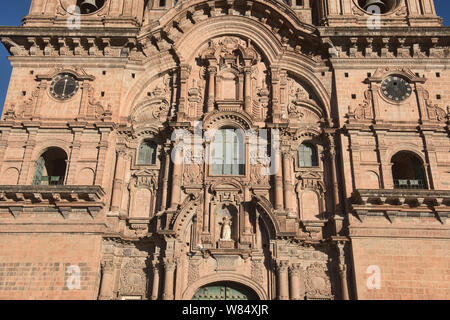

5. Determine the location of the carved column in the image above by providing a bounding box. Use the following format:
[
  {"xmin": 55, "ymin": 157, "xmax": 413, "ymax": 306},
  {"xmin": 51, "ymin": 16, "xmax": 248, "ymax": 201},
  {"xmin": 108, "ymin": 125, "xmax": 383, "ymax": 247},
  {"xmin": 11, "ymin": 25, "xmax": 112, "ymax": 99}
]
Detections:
[
  {"xmin": 327, "ymin": 134, "xmax": 340, "ymax": 215},
  {"xmin": 160, "ymin": 144, "xmax": 171, "ymax": 211},
  {"xmin": 162, "ymin": 258, "xmax": 177, "ymax": 300},
  {"xmin": 244, "ymin": 63, "xmax": 252, "ymax": 114},
  {"xmin": 207, "ymin": 63, "xmax": 217, "ymax": 113},
  {"xmin": 151, "ymin": 261, "xmax": 160, "ymax": 300},
  {"xmin": 203, "ymin": 184, "xmax": 211, "ymax": 233},
  {"xmin": 282, "ymin": 151, "xmax": 296, "ymax": 215},
  {"xmin": 289, "ymin": 263, "xmax": 303, "ymax": 300},
  {"xmin": 243, "ymin": 184, "xmax": 251, "ymax": 234},
  {"xmin": 110, "ymin": 150, "xmax": 127, "ymax": 212},
  {"xmin": 337, "ymin": 242, "xmax": 349, "ymax": 300},
  {"xmin": 274, "ymin": 150, "xmax": 284, "ymax": 211},
  {"xmin": 169, "ymin": 139, "xmax": 183, "ymax": 210},
  {"xmin": 99, "ymin": 259, "xmax": 115, "ymax": 300},
  {"xmin": 178, "ymin": 64, "xmax": 191, "ymax": 121},
  {"xmin": 276, "ymin": 260, "xmax": 289, "ymax": 300},
  {"xmin": 271, "ymin": 68, "xmax": 281, "ymax": 121}
]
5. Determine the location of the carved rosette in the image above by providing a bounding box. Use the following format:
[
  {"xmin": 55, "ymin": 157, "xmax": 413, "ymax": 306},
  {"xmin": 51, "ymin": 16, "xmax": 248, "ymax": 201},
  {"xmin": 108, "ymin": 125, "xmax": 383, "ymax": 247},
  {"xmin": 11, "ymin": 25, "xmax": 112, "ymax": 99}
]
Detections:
[
  {"xmin": 119, "ymin": 258, "xmax": 148, "ymax": 296},
  {"xmin": 305, "ymin": 262, "xmax": 332, "ymax": 299}
]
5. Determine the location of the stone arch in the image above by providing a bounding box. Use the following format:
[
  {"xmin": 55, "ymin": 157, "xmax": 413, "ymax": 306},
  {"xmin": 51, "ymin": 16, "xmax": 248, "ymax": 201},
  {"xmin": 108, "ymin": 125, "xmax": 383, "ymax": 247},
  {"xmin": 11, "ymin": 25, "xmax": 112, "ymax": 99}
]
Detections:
[
  {"xmin": 174, "ymin": 16, "xmax": 284, "ymax": 65},
  {"xmin": 172, "ymin": 194, "xmax": 203, "ymax": 237},
  {"xmin": 31, "ymin": 146, "xmax": 68, "ymax": 186},
  {"xmin": 77, "ymin": 167, "xmax": 95, "ymax": 185},
  {"xmin": 278, "ymin": 59, "xmax": 331, "ymax": 120},
  {"xmin": 181, "ymin": 272, "xmax": 268, "ymax": 300},
  {"xmin": 203, "ymin": 111, "xmax": 254, "ymax": 132},
  {"xmin": 2, "ymin": 167, "xmax": 19, "ymax": 185},
  {"xmin": 386, "ymin": 145, "xmax": 426, "ymax": 164},
  {"xmin": 210, "ymin": 179, "xmax": 244, "ymax": 194},
  {"xmin": 360, "ymin": 170, "xmax": 380, "ymax": 189},
  {"xmin": 253, "ymin": 195, "xmax": 280, "ymax": 238},
  {"xmin": 31, "ymin": 141, "xmax": 71, "ymax": 162},
  {"xmin": 122, "ymin": 68, "xmax": 177, "ymax": 118}
]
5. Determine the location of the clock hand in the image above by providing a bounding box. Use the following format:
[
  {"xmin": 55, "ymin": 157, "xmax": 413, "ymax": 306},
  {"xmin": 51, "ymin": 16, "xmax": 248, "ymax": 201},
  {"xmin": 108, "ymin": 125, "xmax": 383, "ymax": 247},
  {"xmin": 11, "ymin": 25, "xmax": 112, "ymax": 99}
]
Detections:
[{"xmin": 62, "ymin": 79, "xmax": 68, "ymax": 96}]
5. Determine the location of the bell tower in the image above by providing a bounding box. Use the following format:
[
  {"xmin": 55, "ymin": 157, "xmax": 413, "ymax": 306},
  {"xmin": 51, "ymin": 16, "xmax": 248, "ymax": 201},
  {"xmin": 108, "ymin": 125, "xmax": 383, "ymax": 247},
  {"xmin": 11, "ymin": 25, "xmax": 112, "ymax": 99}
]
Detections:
[
  {"xmin": 23, "ymin": 0, "xmax": 147, "ymax": 28},
  {"xmin": 316, "ymin": 0, "xmax": 442, "ymax": 26}
]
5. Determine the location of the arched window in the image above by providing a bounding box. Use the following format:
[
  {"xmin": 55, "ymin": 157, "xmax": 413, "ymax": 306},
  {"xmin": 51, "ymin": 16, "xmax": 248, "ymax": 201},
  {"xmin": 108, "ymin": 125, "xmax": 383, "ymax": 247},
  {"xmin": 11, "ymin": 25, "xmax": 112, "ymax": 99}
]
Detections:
[
  {"xmin": 138, "ymin": 141, "xmax": 157, "ymax": 165},
  {"xmin": 298, "ymin": 143, "xmax": 318, "ymax": 167},
  {"xmin": 212, "ymin": 128, "xmax": 245, "ymax": 175},
  {"xmin": 392, "ymin": 151, "xmax": 427, "ymax": 189},
  {"xmin": 32, "ymin": 148, "xmax": 67, "ymax": 185}
]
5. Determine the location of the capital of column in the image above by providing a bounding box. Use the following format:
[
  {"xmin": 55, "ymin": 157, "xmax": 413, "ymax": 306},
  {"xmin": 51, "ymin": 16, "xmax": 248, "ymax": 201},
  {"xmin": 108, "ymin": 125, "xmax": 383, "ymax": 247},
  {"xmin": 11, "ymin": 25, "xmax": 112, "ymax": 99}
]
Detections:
[
  {"xmin": 207, "ymin": 65, "xmax": 217, "ymax": 73},
  {"xmin": 276, "ymin": 260, "xmax": 289, "ymax": 273},
  {"xmin": 163, "ymin": 258, "xmax": 177, "ymax": 271},
  {"xmin": 288, "ymin": 263, "xmax": 302, "ymax": 277},
  {"xmin": 101, "ymin": 259, "xmax": 115, "ymax": 273}
]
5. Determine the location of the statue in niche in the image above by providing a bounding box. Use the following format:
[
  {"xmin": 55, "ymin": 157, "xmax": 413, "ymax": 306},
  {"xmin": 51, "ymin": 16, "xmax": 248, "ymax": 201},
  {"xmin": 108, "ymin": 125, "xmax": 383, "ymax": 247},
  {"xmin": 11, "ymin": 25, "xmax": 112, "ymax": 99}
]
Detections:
[{"xmin": 220, "ymin": 216, "xmax": 232, "ymax": 241}]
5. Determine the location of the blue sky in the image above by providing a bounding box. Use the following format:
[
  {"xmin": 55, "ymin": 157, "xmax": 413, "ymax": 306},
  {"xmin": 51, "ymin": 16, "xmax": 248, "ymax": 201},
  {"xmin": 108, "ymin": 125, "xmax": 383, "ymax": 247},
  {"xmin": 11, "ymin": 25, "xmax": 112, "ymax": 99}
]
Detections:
[{"xmin": 0, "ymin": 1, "xmax": 449, "ymax": 113}]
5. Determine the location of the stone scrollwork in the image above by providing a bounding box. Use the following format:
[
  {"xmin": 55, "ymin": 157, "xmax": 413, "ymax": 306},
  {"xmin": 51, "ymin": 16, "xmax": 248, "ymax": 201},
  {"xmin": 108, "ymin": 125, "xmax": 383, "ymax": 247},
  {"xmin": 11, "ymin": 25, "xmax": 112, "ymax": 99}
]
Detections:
[
  {"xmin": 119, "ymin": 258, "xmax": 148, "ymax": 297},
  {"xmin": 423, "ymin": 90, "xmax": 447, "ymax": 122},
  {"xmin": 348, "ymin": 89, "xmax": 373, "ymax": 121},
  {"xmin": 305, "ymin": 262, "xmax": 332, "ymax": 299}
]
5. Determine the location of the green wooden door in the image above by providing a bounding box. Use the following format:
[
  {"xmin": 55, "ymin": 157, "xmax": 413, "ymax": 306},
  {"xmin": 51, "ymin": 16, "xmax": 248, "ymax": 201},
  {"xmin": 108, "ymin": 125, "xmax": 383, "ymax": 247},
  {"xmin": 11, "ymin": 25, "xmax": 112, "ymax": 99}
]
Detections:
[
  {"xmin": 32, "ymin": 156, "xmax": 45, "ymax": 185},
  {"xmin": 192, "ymin": 282, "xmax": 258, "ymax": 300}
]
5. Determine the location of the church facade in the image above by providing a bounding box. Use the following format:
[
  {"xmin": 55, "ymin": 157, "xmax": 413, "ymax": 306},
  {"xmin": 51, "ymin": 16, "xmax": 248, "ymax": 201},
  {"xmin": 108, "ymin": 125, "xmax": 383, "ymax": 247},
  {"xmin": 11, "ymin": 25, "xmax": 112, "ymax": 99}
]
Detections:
[{"xmin": 0, "ymin": 0, "xmax": 449, "ymax": 300}]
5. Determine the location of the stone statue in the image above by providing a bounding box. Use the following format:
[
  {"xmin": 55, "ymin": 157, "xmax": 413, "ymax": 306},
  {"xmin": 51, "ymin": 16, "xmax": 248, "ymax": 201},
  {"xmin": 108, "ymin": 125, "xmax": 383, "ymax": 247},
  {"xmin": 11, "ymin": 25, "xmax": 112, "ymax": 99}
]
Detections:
[{"xmin": 220, "ymin": 216, "xmax": 232, "ymax": 241}]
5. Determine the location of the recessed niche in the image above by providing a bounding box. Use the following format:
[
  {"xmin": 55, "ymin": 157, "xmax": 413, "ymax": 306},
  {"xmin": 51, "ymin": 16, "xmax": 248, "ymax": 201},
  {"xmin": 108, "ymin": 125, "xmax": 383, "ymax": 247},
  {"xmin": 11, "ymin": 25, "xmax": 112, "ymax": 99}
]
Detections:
[
  {"xmin": 76, "ymin": 0, "xmax": 106, "ymax": 15},
  {"xmin": 357, "ymin": 0, "xmax": 400, "ymax": 15}
]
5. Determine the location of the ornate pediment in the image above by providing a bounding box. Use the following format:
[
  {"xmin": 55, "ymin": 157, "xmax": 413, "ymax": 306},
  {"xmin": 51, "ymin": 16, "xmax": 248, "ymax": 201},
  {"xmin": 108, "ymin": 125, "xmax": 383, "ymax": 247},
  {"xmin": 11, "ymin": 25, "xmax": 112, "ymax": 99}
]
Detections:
[
  {"xmin": 368, "ymin": 67, "xmax": 425, "ymax": 83},
  {"xmin": 36, "ymin": 65, "xmax": 95, "ymax": 81}
]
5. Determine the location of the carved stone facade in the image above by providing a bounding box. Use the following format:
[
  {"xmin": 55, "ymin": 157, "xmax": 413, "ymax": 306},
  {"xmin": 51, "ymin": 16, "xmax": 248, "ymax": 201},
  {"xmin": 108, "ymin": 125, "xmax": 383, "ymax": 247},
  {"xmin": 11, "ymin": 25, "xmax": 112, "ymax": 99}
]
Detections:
[{"xmin": 0, "ymin": 0, "xmax": 449, "ymax": 300}]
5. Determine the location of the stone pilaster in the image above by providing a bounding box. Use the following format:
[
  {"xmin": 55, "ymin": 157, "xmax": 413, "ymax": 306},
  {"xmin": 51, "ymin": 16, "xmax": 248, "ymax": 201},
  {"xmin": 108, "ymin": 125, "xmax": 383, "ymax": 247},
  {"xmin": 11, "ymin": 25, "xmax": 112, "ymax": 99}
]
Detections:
[
  {"xmin": 162, "ymin": 258, "xmax": 177, "ymax": 300},
  {"xmin": 98, "ymin": 259, "xmax": 115, "ymax": 300},
  {"xmin": 276, "ymin": 260, "xmax": 289, "ymax": 300}
]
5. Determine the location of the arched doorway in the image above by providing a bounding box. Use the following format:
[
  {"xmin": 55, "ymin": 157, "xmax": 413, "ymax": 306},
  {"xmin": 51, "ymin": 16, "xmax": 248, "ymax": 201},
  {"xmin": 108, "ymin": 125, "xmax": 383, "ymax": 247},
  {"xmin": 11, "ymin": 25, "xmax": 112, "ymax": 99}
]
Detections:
[
  {"xmin": 192, "ymin": 281, "xmax": 259, "ymax": 300},
  {"xmin": 32, "ymin": 147, "xmax": 68, "ymax": 186},
  {"xmin": 391, "ymin": 151, "xmax": 427, "ymax": 189}
]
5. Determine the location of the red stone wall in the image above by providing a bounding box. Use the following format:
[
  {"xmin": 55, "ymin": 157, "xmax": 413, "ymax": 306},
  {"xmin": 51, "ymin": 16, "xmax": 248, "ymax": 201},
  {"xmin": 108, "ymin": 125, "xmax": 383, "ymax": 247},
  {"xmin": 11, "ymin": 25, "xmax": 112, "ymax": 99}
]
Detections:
[
  {"xmin": 0, "ymin": 234, "xmax": 102, "ymax": 300},
  {"xmin": 350, "ymin": 217, "xmax": 450, "ymax": 300}
]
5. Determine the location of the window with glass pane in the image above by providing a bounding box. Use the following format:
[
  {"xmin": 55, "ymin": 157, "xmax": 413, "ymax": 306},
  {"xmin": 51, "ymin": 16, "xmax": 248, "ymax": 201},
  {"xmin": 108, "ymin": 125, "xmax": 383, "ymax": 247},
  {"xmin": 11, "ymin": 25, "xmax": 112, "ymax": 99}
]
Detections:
[
  {"xmin": 212, "ymin": 129, "xmax": 244, "ymax": 175},
  {"xmin": 138, "ymin": 141, "xmax": 157, "ymax": 165},
  {"xmin": 298, "ymin": 143, "xmax": 318, "ymax": 167}
]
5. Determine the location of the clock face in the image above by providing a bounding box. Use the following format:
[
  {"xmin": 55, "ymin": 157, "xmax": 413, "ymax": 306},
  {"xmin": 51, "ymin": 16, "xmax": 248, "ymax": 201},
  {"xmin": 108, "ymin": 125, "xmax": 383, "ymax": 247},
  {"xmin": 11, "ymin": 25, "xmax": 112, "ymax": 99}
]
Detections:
[
  {"xmin": 50, "ymin": 74, "xmax": 79, "ymax": 100},
  {"xmin": 381, "ymin": 76, "xmax": 412, "ymax": 102}
]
